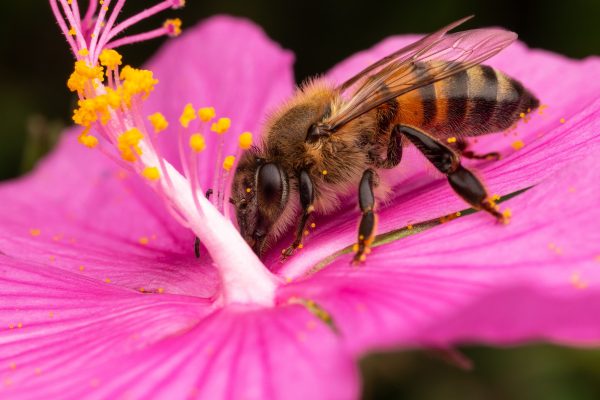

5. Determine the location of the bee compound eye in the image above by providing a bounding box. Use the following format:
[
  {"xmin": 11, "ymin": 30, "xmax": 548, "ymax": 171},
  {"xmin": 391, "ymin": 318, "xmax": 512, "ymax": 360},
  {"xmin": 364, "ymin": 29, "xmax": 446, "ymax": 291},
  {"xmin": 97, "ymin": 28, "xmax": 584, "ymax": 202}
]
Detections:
[{"xmin": 256, "ymin": 163, "xmax": 284, "ymax": 206}]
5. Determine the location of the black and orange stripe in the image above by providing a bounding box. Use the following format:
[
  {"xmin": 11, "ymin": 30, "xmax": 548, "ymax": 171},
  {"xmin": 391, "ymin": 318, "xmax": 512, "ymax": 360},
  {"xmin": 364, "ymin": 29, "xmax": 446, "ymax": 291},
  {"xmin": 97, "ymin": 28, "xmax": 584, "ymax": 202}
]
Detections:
[{"xmin": 387, "ymin": 62, "xmax": 539, "ymax": 138}]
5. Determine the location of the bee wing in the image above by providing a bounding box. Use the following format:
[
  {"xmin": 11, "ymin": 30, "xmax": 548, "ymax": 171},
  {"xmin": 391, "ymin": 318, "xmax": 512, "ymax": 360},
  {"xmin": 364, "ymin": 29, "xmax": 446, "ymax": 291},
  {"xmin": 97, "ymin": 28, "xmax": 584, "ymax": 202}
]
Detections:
[{"xmin": 326, "ymin": 18, "xmax": 517, "ymax": 131}]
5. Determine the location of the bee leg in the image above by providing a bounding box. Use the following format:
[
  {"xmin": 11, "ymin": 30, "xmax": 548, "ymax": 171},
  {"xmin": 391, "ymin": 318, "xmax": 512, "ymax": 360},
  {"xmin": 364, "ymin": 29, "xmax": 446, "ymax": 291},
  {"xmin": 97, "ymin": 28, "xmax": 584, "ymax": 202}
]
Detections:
[
  {"xmin": 281, "ymin": 170, "xmax": 315, "ymax": 259},
  {"xmin": 374, "ymin": 125, "xmax": 404, "ymax": 169},
  {"xmin": 399, "ymin": 125, "xmax": 506, "ymax": 223},
  {"xmin": 194, "ymin": 189, "xmax": 214, "ymax": 258},
  {"xmin": 353, "ymin": 169, "xmax": 378, "ymax": 264},
  {"xmin": 454, "ymin": 138, "xmax": 500, "ymax": 161}
]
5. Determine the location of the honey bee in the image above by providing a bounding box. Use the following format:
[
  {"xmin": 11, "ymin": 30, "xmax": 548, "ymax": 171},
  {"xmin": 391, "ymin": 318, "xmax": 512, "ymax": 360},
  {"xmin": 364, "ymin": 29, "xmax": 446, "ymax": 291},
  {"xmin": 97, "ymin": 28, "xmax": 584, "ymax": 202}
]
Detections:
[{"xmin": 231, "ymin": 16, "xmax": 539, "ymax": 263}]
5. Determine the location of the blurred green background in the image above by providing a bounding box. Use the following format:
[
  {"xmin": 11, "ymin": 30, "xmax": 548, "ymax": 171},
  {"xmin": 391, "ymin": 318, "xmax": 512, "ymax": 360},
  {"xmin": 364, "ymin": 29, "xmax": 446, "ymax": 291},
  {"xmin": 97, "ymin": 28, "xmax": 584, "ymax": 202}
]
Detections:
[{"xmin": 1, "ymin": 1, "xmax": 599, "ymax": 399}]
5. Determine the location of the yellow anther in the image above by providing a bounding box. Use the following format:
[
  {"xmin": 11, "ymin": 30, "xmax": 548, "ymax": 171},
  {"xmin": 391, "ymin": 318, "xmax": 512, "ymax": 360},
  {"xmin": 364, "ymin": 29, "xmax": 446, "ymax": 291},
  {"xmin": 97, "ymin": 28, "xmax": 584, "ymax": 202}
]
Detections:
[
  {"xmin": 511, "ymin": 140, "xmax": 524, "ymax": 150},
  {"xmin": 142, "ymin": 167, "xmax": 160, "ymax": 181},
  {"xmin": 198, "ymin": 107, "xmax": 216, "ymax": 122},
  {"xmin": 447, "ymin": 136, "xmax": 457, "ymax": 143},
  {"xmin": 189, "ymin": 133, "xmax": 206, "ymax": 152},
  {"xmin": 120, "ymin": 66, "xmax": 158, "ymax": 104},
  {"xmin": 117, "ymin": 128, "xmax": 144, "ymax": 162},
  {"xmin": 164, "ymin": 18, "xmax": 182, "ymax": 37},
  {"xmin": 148, "ymin": 112, "xmax": 168, "ymax": 133},
  {"xmin": 69, "ymin": 26, "xmax": 76, "ymax": 36},
  {"xmin": 78, "ymin": 133, "xmax": 99, "ymax": 149},
  {"xmin": 211, "ymin": 117, "xmax": 231, "ymax": 134},
  {"xmin": 238, "ymin": 132, "xmax": 253, "ymax": 149},
  {"xmin": 68, "ymin": 61, "xmax": 104, "ymax": 93},
  {"xmin": 78, "ymin": 48, "xmax": 89, "ymax": 57},
  {"xmin": 171, "ymin": 0, "xmax": 185, "ymax": 8},
  {"xmin": 223, "ymin": 155, "xmax": 236, "ymax": 171},
  {"xmin": 30, "ymin": 228, "xmax": 41, "ymax": 236},
  {"xmin": 139, "ymin": 236, "xmax": 149, "ymax": 245},
  {"xmin": 179, "ymin": 103, "xmax": 196, "ymax": 128},
  {"xmin": 99, "ymin": 49, "xmax": 122, "ymax": 70}
]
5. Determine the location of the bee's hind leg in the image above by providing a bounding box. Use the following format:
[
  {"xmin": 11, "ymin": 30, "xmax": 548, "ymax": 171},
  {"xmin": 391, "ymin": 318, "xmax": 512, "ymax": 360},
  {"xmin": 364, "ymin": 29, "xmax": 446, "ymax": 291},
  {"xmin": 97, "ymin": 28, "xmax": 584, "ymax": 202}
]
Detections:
[
  {"xmin": 281, "ymin": 170, "xmax": 315, "ymax": 260},
  {"xmin": 353, "ymin": 169, "xmax": 378, "ymax": 264},
  {"xmin": 453, "ymin": 137, "xmax": 500, "ymax": 161},
  {"xmin": 398, "ymin": 125, "xmax": 507, "ymax": 223}
]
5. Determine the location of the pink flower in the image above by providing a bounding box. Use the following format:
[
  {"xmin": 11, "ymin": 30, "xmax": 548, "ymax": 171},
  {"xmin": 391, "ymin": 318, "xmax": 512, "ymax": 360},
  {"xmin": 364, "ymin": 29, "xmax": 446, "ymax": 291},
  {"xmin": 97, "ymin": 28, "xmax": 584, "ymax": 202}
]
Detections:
[{"xmin": 1, "ymin": 1, "xmax": 599, "ymax": 398}]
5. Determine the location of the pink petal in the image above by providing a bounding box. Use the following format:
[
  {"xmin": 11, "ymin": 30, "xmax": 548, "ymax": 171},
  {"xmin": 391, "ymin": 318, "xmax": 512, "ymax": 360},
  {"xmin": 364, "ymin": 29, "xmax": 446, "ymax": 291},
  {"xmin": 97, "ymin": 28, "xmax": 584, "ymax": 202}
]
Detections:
[
  {"xmin": 273, "ymin": 37, "xmax": 600, "ymax": 277},
  {"xmin": 0, "ymin": 259, "xmax": 357, "ymax": 399},
  {"xmin": 0, "ymin": 16, "xmax": 294, "ymax": 294},
  {"xmin": 280, "ymin": 151, "xmax": 600, "ymax": 354}
]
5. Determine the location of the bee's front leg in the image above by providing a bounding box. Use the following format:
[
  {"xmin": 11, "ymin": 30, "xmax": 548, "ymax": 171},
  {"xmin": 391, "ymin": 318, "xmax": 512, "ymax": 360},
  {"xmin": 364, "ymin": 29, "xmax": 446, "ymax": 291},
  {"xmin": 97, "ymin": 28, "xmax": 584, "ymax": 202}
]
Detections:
[
  {"xmin": 399, "ymin": 125, "xmax": 507, "ymax": 223},
  {"xmin": 281, "ymin": 170, "xmax": 314, "ymax": 260},
  {"xmin": 353, "ymin": 169, "xmax": 378, "ymax": 264}
]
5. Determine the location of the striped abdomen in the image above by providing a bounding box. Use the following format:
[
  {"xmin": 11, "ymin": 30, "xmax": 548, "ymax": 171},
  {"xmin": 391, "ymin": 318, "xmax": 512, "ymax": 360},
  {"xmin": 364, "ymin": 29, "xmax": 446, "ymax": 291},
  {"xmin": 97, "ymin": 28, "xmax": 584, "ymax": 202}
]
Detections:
[{"xmin": 394, "ymin": 62, "xmax": 539, "ymax": 137}]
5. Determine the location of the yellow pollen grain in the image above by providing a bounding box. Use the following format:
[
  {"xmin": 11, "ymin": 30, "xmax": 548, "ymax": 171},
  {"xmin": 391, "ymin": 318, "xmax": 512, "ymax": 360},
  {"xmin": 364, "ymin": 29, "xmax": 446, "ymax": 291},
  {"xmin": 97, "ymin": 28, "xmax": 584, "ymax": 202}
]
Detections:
[
  {"xmin": 189, "ymin": 133, "xmax": 206, "ymax": 152},
  {"xmin": 179, "ymin": 103, "xmax": 196, "ymax": 128},
  {"xmin": 8, "ymin": 324, "xmax": 14, "ymax": 330},
  {"xmin": 222, "ymin": 155, "xmax": 236, "ymax": 171},
  {"xmin": 511, "ymin": 140, "xmax": 525, "ymax": 150},
  {"xmin": 322, "ymin": 170, "xmax": 328, "ymax": 175},
  {"xmin": 568, "ymin": 186, "xmax": 576, "ymax": 193},
  {"xmin": 157, "ymin": 287, "xmax": 164, "ymax": 294},
  {"xmin": 519, "ymin": 112, "xmax": 526, "ymax": 118},
  {"xmin": 198, "ymin": 107, "xmax": 216, "ymax": 122},
  {"xmin": 139, "ymin": 236, "xmax": 150, "ymax": 245},
  {"xmin": 78, "ymin": 48, "xmax": 89, "ymax": 57},
  {"xmin": 246, "ymin": 187, "xmax": 252, "ymax": 193},
  {"xmin": 49, "ymin": 311, "xmax": 54, "ymax": 318},
  {"xmin": 139, "ymin": 287, "xmax": 145, "ymax": 293},
  {"xmin": 79, "ymin": 133, "xmax": 99, "ymax": 149},
  {"xmin": 148, "ymin": 112, "xmax": 168, "ymax": 133},
  {"xmin": 238, "ymin": 132, "xmax": 253, "ymax": 149},
  {"xmin": 99, "ymin": 49, "xmax": 122, "ymax": 70},
  {"xmin": 69, "ymin": 26, "xmax": 76, "ymax": 36},
  {"xmin": 9, "ymin": 362, "xmax": 16, "ymax": 371},
  {"xmin": 297, "ymin": 243, "xmax": 304, "ymax": 249},
  {"xmin": 304, "ymin": 230, "xmax": 309, "ymax": 236},
  {"xmin": 29, "ymin": 228, "xmax": 41, "ymax": 237},
  {"xmin": 117, "ymin": 128, "xmax": 144, "ymax": 162},
  {"xmin": 447, "ymin": 137, "xmax": 457, "ymax": 143},
  {"xmin": 570, "ymin": 272, "xmax": 588, "ymax": 290},
  {"xmin": 142, "ymin": 167, "xmax": 160, "ymax": 181},
  {"xmin": 104, "ymin": 278, "xmax": 111, "ymax": 284},
  {"xmin": 407, "ymin": 224, "xmax": 413, "ymax": 230},
  {"xmin": 211, "ymin": 117, "xmax": 231, "ymax": 134},
  {"xmin": 560, "ymin": 118, "xmax": 566, "ymax": 124},
  {"xmin": 17, "ymin": 322, "xmax": 22, "ymax": 329},
  {"xmin": 310, "ymin": 223, "xmax": 316, "ymax": 229},
  {"xmin": 164, "ymin": 18, "xmax": 182, "ymax": 37},
  {"xmin": 79, "ymin": 265, "xmax": 85, "ymax": 271},
  {"xmin": 35, "ymin": 368, "xmax": 42, "ymax": 376}
]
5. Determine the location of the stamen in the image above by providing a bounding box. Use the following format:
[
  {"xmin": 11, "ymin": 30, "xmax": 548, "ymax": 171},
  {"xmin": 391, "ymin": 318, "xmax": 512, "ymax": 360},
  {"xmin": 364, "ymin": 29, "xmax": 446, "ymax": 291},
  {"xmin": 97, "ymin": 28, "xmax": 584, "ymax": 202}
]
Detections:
[{"xmin": 52, "ymin": 0, "xmax": 278, "ymax": 306}]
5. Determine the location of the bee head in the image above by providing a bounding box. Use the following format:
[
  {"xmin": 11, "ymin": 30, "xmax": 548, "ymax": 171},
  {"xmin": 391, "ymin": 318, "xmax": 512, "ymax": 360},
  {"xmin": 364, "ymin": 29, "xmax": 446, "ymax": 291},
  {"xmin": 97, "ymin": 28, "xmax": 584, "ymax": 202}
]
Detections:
[{"xmin": 231, "ymin": 150, "xmax": 289, "ymax": 256}]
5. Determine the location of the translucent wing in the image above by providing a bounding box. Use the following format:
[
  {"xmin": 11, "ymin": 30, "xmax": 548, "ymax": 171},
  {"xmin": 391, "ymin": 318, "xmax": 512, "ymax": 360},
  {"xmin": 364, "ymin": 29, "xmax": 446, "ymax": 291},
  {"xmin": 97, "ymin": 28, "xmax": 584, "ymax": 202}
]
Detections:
[{"xmin": 325, "ymin": 17, "xmax": 517, "ymax": 131}]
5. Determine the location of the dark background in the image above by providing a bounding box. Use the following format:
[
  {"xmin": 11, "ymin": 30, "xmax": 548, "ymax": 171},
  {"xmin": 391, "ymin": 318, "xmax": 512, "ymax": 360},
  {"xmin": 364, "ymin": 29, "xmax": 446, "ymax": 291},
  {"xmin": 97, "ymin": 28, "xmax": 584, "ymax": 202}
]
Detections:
[{"xmin": 1, "ymin": 1, "xmax": 599, "ymax": 399}]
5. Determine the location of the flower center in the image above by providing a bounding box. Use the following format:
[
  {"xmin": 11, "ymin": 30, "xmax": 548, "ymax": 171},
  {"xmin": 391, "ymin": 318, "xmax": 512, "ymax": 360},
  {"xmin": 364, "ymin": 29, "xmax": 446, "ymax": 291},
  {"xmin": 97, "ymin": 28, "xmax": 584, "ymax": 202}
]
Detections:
[{"xmin": 51, "ymin": 0, "xmax": 279, "ymax": 306}]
